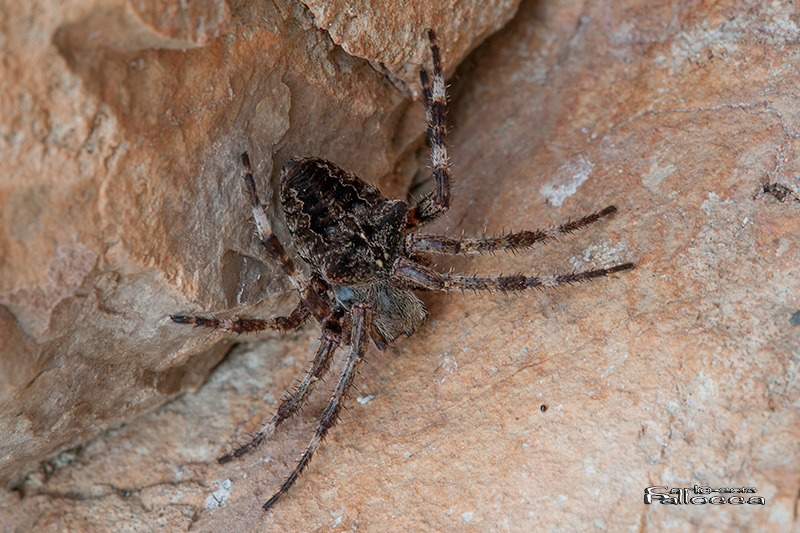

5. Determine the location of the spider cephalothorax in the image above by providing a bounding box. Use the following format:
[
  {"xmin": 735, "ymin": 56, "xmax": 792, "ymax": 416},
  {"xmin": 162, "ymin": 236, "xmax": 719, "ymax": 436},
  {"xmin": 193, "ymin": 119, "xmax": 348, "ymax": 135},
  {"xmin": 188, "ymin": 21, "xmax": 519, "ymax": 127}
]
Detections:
[{"xmin": 172, "ymin": 30, "xmax": 634, "ymax": 512}]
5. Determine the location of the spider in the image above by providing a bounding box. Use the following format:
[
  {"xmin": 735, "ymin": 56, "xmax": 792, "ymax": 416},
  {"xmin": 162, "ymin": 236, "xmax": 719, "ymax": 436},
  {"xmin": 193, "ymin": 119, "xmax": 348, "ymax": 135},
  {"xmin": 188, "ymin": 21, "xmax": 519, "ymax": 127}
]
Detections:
[{"xmin": 171, "ymin": 29, "xmax": 634, "ymax": 512}]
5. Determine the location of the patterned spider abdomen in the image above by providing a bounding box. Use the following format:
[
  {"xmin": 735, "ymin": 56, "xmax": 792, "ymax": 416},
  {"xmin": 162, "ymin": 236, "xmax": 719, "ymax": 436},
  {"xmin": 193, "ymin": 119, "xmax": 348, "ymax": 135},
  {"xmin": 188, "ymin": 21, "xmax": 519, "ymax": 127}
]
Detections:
[{"xmin": 280, "ymin": 157, "xmax": 408, "ymax": 286}]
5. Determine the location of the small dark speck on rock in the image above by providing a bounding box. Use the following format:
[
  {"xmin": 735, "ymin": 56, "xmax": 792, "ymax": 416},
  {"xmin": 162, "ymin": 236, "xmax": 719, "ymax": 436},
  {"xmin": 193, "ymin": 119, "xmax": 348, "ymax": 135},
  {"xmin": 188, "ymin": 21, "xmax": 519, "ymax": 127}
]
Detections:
[{"xmin": 790, "ymin": 311, "xmax": 800, "ymax": 326}]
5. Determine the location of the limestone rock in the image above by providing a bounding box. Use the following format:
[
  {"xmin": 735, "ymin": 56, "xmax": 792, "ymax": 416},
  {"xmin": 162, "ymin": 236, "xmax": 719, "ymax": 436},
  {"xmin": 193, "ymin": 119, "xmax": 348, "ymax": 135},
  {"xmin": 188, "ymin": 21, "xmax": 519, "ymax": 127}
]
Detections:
[
  {"xmin": 0, "ymin": 0, "xmax": 520, "ymax": 489},
  {"xmin": 301, "ymin": 0, "xmax": 522, "ymax": 85},
  {"xmin": 3, "ymin": 0, "xmax": 800, "ymax": 532}
]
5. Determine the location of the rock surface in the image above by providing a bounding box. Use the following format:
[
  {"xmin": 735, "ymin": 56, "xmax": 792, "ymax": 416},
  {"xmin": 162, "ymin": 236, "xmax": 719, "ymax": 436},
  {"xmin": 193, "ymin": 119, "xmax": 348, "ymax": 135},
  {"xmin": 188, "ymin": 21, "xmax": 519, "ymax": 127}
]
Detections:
[
  {"xmin": 2, "ymin": 0, "xmax": 800, "ymax": 531},
  {"xmin": 0, "ymin": 0, "xmax": 520, "ymax": 490}
]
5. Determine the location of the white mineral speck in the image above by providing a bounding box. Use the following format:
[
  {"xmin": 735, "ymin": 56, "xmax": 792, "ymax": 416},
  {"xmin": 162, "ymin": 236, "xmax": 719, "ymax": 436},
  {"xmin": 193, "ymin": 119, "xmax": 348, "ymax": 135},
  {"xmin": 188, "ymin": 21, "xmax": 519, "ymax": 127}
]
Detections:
[{"xmin": 205, "ymin": 479, "xmax": 232, "ymax": 509}]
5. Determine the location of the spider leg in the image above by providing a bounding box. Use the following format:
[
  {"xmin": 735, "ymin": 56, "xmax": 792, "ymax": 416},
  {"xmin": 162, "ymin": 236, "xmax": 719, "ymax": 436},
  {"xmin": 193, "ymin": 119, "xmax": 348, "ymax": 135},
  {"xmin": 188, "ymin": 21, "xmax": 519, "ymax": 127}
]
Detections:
[
  {"xmin": 409, "ymin": 29, "xmax": 451, "ymax": 227},
  {"xmin": 241, "ymin": 152, "xmax": 331, "ymax": 321},
  {"xmin": 170, "ymin": 302, "xmax": 310, "ymax": 333},
  {"xmin": 406, "ymin": 206, "xmax": 620, "ymax": 255},
  {"xmin": 262, "ymin": 304, "xmax": 373, "ymax": 512},
  {"xmin": 218, "ymin": 314, "xmax": 343, "ymax": 464},
  {"xmin": 393, "ymin": 257, "xmax": 634, "ymax": 292}
]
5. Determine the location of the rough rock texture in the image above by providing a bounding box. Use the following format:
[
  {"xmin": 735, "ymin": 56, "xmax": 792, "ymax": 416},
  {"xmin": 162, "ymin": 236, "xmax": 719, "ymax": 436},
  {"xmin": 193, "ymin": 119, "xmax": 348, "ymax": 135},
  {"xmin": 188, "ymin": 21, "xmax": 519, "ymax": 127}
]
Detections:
[
  {"xmin": 2, "ymin": 0, "xmax": 800, "ymax": 531},
  {"xmin": 0, "ymin": 0, "xmax": 520, "ymax": 491},
  {"xmin": 301, "ymin": 0, "xmax": 521, "ymax": 86}
]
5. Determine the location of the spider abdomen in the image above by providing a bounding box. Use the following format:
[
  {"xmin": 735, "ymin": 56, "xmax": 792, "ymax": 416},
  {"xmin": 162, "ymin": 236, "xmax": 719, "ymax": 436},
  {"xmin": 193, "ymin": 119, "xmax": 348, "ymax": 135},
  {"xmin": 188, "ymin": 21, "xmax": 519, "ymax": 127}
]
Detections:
[{"xmin": 281, "ymin": 157, "xmax": 408, "ymax": 286}]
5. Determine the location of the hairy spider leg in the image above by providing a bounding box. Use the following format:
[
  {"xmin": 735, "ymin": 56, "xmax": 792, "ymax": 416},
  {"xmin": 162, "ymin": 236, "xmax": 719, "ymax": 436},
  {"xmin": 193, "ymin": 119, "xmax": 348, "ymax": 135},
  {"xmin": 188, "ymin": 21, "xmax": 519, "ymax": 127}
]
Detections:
[
  {"xmin": 241, "ymin": 152, "xmax": 332, "ymax": 321},
  {"xmin": 393, "ymin": 257, "xmax": 635, "ymax": 293},
  {"xmin": 410, "ymin": 29, "xmax": 451, "ymax": 226},
  {"xmin": 218, "ymin": 321, "xmax": 341, "ymax": 464},
  {"xmin": 262, "ymin": 304, "xmax": 374, "ymax": 512},
  {"xmin": 406, "ymin": 206, "xmax": 620, "ymax": 256},
  {"xmin": 170, "ymin": 303, "xmax": 310, "ymax": 333},
  {"xmin": 170, "ymin": 153, "xmax": 333, "ymax": 329}
]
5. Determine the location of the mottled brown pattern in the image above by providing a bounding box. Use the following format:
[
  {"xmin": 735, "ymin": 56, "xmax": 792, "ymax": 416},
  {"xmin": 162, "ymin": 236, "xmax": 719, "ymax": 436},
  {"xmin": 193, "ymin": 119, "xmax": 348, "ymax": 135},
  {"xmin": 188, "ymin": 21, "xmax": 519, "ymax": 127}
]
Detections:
[{"xmin": 281, "ymin": 157, "xmax": 409, "ymax": 285}]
